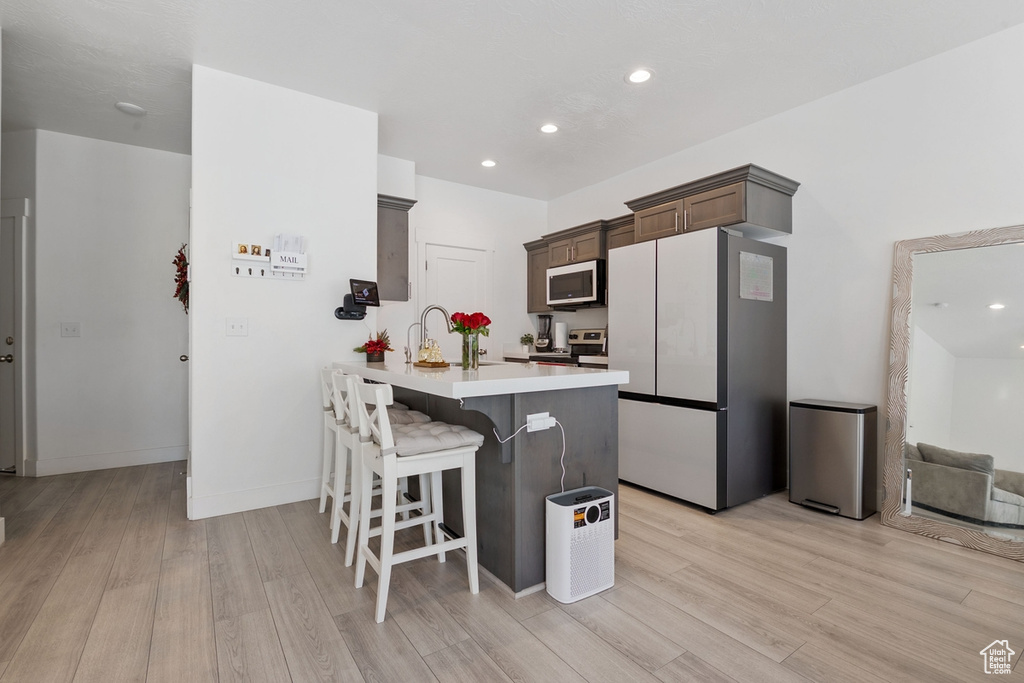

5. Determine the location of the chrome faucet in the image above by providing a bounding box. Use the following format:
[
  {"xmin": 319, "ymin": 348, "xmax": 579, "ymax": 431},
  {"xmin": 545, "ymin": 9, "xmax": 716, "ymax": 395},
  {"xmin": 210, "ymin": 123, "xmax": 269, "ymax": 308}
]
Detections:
[{"xmin": 419, "ymin": 305, "xmax": 453, "ymax": 351}]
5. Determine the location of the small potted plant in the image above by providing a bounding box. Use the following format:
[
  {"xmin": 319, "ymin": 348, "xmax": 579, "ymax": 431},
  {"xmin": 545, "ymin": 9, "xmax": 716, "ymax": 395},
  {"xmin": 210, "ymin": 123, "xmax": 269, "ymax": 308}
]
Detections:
[
  {"xmin": 355, "ymin": 330, "xmax": 393, "ymax": 363},
  {"xmin": 520, "ymin": 333, "xmax": 534, "ymax": 353}
]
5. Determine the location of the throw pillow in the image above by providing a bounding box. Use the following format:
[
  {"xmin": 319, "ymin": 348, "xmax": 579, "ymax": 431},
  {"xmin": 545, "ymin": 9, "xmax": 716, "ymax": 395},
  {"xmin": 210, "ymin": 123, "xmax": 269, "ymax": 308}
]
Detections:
[{"xmin": 917, "ymin": 442, "xmax": 994, "ymax": 476}]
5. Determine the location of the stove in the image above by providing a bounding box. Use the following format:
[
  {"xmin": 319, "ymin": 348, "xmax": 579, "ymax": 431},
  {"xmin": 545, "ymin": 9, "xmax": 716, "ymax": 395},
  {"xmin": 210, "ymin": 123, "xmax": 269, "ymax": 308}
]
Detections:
[{"xmin": 528, "ymin": 328, "xmax": 607, "ymax": 366}]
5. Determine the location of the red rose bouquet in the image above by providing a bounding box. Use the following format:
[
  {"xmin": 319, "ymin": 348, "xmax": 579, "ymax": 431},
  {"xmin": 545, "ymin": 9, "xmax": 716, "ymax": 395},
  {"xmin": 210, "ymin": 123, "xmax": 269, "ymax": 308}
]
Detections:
[{"xmin": 450, "ymin": 311, "xmax": 491, "ymax": 336}]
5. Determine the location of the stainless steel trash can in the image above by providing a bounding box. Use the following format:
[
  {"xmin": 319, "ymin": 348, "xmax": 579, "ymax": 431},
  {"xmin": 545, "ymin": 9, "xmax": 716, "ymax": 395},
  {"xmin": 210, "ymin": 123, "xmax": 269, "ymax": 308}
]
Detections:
[{"xmin": 789, "ymin": 399, "xmax": 877, "ymax": 520}]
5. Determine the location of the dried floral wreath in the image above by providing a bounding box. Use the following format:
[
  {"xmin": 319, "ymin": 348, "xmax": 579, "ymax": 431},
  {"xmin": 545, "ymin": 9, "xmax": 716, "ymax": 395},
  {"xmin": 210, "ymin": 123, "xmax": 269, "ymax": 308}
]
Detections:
[{"xmin": 173, "ymin": 244, "xmax": 189, "ymax": 314}]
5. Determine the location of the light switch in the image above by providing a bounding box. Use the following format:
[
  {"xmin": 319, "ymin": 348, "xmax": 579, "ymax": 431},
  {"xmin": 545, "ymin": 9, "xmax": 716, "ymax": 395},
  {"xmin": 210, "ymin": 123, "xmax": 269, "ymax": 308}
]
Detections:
[
  {"xmin": 60, "ymin": 322, "xmax": 81, "ymax": 337},
  {"xmin": 226, "ymin": 318, "xmax": 249, "ymax": 337}
]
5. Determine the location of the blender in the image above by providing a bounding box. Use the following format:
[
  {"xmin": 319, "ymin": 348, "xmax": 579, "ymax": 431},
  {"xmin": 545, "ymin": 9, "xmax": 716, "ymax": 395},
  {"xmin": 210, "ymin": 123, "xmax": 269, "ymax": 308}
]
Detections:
[{"xmin": 535, "ymin": 314, "xmax": 553, "ymax": 351}]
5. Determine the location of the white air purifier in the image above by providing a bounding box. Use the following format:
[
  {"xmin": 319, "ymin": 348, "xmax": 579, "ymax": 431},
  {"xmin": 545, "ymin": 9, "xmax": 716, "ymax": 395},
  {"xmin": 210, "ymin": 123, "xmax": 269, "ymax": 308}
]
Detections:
[{"xmin": 545, "ymin": 486, "xmax": 615, "ymax": 604}]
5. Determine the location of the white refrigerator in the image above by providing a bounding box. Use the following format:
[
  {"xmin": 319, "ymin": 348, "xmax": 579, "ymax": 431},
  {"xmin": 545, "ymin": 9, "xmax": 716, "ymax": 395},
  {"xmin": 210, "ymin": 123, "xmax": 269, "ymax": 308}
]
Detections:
[{"xmin": 609, "ymin": 227, "xmax": 787, "ymax": 511}]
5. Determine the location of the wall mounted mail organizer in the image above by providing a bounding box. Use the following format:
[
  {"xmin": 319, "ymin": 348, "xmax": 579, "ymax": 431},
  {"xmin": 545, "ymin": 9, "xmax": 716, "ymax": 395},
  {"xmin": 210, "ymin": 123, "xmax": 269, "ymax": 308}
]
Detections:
[{"xmin": 231, "ymin": 234, "xmax": 307, "ymax": 280}]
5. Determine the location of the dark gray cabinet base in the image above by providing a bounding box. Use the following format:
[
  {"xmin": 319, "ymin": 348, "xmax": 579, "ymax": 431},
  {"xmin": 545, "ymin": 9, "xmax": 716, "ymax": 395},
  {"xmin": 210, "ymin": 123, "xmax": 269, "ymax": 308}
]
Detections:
[{"xmin": 393, "ymin": 384, "xmax": 619, "ymax": 593}]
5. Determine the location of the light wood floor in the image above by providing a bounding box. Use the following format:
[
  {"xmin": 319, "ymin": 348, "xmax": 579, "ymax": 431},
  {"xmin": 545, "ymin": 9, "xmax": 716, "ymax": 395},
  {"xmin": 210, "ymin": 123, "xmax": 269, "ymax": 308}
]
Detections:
[{"xmin": 0, "ymin": 462, "xmax": 1022, "ymax": 682}]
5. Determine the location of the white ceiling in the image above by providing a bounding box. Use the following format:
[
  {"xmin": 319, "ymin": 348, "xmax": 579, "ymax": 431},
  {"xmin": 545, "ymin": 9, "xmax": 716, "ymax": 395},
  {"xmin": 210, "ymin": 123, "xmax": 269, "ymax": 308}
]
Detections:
[
  {"xmin": 913, "ymin": 242, "xmax": 1024, "ymax": 359},
  {"xmin": 3, "ymin": 1, "xmax": 1024, "ymax": 200}
]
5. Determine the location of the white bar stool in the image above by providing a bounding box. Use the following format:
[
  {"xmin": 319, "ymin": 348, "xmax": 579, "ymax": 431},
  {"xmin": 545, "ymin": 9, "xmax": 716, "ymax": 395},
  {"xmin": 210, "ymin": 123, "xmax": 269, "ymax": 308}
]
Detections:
[
  {"xmin": 325, "ymin": 370, "xmax": 435, "ymax": 565},
  {"xmin": 319, "ymin": 368, "xmax": 354, "ymax": 550},
  {"xmin": 353, "ymin": 381, "xmax": 483, "ymax": 623}
]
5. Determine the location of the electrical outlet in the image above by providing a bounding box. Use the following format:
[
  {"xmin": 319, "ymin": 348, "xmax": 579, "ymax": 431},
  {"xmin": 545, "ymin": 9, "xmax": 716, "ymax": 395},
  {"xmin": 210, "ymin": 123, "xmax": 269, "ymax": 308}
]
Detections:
[
  {"xmin": 226, "ymin": 317, "xmax": 249, "ymax": 337},
  {"xmin": 60, "ymin": 322, "xmax": 81, "ymax": 338},
  {"xmin": 527, "ymin": 412, "xmax": 556, "ymax": 432}
]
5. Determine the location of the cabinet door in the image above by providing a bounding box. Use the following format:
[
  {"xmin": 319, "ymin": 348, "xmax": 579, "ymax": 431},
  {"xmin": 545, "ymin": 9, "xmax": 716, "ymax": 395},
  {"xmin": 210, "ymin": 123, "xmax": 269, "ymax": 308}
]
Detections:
[
  {"xmin": 527, "ymin": 246, "xmax": 551, "ymax": 313},
  {"xmin": 547, "ymin": 237, "xmax": 573, "ymax": 266},
  {"xmin": 606, "ymin": 224, "xmax": 635, "ymax": 250},
  {"xmin": 377, "ymin": 205, "xmax": 409, "ymax": 301},
  {"xmin": 572, "ymin": 229, "xmax": 603, "ymax": 262},
  {"xmin": 633, "ymin": 199, "xmax": 684, "ymax": 243},
  {"xmin": 684, "ymin": 181, "xmax": 745, "ymax": 232}
]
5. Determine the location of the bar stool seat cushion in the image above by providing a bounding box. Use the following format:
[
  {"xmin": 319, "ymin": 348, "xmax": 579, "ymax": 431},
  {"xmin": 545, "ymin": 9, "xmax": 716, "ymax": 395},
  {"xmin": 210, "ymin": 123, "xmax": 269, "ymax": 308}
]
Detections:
[
  {"xmin": 392, "ymin": 422, "xmax": 485, "ymax": 457},
  {"xmin": 386, "ymin": 408, "xmax": 432, "ymax": 425}
]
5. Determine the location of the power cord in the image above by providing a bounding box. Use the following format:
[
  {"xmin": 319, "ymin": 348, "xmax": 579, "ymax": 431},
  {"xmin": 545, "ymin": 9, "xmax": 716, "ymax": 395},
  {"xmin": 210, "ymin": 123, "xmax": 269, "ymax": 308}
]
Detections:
[{"xmin": 493, "ymin": 418, "xmax": 568, "ymax": 493}]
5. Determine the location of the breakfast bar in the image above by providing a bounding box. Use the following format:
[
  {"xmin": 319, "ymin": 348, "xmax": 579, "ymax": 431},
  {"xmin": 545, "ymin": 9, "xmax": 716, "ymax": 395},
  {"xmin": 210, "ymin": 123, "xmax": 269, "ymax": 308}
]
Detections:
[{"xmin": 334, "ymin": 360, "xmax": 628, "ymax": 594}]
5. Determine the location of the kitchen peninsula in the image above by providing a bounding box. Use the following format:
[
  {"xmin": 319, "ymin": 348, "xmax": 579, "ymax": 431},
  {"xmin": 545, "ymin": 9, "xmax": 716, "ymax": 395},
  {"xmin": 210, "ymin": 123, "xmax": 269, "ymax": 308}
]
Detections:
[{"xmin": 334, "ymin": 360, "xmax": 628, "ymax": 594}]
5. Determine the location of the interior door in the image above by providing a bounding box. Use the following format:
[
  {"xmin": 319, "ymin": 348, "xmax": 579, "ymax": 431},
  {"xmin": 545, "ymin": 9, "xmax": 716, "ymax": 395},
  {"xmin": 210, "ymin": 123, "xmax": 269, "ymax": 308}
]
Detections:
[
  {"xmin": 0, "ymin": 217, "xmax": 16, "ymax": 473},
  {"xmin": 423, "ymin": 243, "xmax": 490, "ymax": 362},
  {"xmin": 185, "ymin": 191, "xmax": 193, "ymax": 518}
]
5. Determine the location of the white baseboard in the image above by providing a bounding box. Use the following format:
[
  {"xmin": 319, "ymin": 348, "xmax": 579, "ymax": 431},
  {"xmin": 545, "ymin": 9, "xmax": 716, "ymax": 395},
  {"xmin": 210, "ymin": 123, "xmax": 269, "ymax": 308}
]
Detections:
[
  {"xmin": 189, "ymin": 477, "xmax": 320, "ymax": 520},
  {"xmin": 28, "ymin": 446, "xmax": 187, "ymax": 477}
]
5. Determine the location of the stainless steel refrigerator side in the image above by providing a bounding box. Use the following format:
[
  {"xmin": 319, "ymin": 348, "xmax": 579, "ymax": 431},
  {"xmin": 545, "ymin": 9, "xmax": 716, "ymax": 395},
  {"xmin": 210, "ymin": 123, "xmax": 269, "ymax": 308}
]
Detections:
[{"xmin": 724, "ymin": 233, "xmax": 789, "ymax": 506}]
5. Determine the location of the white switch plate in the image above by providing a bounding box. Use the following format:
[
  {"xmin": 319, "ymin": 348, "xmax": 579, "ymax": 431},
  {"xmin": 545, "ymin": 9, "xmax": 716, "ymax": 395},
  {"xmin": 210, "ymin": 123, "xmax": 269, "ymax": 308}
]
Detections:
[
  {"xmin": 60, "ymin": 322, "xmax": 81, "ymax": 337},
  {"xmin": 226, "ymin": 318, "xmax": 249, "ymax": 337}
]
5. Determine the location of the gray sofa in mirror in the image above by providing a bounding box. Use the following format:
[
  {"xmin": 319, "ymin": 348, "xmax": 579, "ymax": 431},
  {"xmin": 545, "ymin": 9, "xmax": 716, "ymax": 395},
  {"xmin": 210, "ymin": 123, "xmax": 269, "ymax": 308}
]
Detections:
[{"xmin": 905, "ymin": 443, "xmax": 1024, "ymax": 528}]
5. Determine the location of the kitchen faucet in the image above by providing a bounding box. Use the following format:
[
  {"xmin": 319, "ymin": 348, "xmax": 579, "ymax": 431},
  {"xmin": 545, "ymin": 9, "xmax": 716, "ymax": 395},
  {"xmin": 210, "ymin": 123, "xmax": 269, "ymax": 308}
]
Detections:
[{"xmin": 419, "ymin": 304, "xmax": 453, "ymax": 351}]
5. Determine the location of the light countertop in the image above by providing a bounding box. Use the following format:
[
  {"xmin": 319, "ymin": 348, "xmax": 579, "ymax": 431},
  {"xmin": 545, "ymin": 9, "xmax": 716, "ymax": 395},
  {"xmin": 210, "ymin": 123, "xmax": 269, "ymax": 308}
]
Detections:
[{"xmin": 334, "ymin": 360, "xmax": 628, "ymax": 399}]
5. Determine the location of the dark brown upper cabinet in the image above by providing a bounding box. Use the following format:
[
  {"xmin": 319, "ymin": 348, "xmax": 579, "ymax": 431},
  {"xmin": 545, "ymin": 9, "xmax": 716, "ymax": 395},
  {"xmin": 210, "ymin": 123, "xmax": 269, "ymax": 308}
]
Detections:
[
  {"xmin": 605, "ymin": 214, "xmax": 636, "ymax": 251},
  {"xmin": 546, "ymin": 221, "xmax": 605, "ymax": 266},
  {"xmin": 377, "ymin": 194, "xmax": 417, "ymax": 301},
  {"xmin": 525, "ymin": 239, "xmax": 552, "ymax": 313},
  {"xmin": 626, "ymin": 164, "xmax": 800, "ymax": 242}
]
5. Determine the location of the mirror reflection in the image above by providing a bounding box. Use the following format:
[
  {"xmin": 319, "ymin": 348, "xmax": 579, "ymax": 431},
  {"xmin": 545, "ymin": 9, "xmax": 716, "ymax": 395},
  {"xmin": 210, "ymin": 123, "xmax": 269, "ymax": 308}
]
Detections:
[{"xmin": 904, "ymin": 242, "xmax": 1024, "ymax": 540}]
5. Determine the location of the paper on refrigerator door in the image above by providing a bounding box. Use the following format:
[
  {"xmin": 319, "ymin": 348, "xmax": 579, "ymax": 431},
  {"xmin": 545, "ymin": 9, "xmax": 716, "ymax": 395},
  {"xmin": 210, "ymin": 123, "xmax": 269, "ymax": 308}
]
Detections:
[{"xmin": 739, "ymin": 251, "xmax": 773, "ymax": 301}]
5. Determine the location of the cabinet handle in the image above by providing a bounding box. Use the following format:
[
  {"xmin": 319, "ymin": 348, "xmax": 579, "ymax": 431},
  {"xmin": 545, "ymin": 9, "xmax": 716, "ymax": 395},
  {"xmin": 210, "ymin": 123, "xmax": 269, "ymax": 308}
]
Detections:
[
  {"xmin": 571, "ymin": 245, "xmax": 576, "ymax": 260},
  {"xmin": 683, "ymin": 209, "xmax": 689, "ymax": 231},
  {"xmin": 566, "ymin": 246, "xmax": 570, "ymax": 261},
  {"xmin": 675, "ymin": 213, "xmax": 679, "ymax": 233}
]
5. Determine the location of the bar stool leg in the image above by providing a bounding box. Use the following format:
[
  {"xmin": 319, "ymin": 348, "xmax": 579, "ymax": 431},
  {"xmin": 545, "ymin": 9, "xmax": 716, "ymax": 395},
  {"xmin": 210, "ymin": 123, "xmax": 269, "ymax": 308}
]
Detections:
[
  {"xmin": 329, "ymin": 430, "xmax": 348, "ymax": 545},
  {"xmin": 343, "ymin": 440, "xmax": 361, "ymax": 567},
  {"xmin": 375, "ymin": 457, "xmax": 399, "ymax": 624},
  {"xmin": 461, "ymin": 455, "xmax": 479, "ymax": 594},
  {"xmin": 430, "ymin": 471, "xmax": 446, "ymax": 563},
  {"xmin": 319, "ymin": 416, "xmax": 332, "ymax": 514},
  {"xmin": 354, "ymin": 449, "xmax": 374, "ymax": 589},
  {"xmin": 417, "ymin": 473, "xmax": 434, "ymax": 547}
]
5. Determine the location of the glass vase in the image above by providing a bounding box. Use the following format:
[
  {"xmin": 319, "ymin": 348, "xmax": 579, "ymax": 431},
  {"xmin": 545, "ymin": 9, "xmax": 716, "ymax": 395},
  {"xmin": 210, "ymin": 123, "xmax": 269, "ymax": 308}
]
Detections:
[{"xmin": 461, "ymin": 332, "xmax": 479, "ymax": 370}]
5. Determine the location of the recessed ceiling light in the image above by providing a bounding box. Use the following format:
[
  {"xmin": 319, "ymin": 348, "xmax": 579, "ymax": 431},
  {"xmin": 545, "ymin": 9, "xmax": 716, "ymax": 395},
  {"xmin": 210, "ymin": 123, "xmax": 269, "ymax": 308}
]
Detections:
[
  {"xmin": 989, "ymin": 303, "xmax": 1006, "ymax": 310},
  {"xmin": 626, "ymin": 69, "xmax": 653, "ymax": 84},
  {"xmin": 540, "ymin": 123, "xmax": 558, "ymax": 134},
  {"xmin": 115, "ymin": 101, "xmax": 147, "ymax": 116},
  {"xmin": 481, "ymin": 159, "xmax": 496, "ymax": 168}
]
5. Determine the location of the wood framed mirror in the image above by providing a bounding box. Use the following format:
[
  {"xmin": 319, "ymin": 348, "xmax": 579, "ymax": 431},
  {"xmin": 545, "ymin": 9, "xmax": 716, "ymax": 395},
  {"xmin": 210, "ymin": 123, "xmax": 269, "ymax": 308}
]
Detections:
[{"xmin": 882, "ymin": 224, "xmax": 1024, "ymax": 560}]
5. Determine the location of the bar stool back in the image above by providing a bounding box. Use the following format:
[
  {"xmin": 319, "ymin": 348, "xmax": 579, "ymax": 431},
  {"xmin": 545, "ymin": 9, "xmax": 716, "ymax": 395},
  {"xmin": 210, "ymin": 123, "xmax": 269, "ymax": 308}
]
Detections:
[{"xmin": 353, "ymin": 381, "xmax": 483, "ymax": 622}]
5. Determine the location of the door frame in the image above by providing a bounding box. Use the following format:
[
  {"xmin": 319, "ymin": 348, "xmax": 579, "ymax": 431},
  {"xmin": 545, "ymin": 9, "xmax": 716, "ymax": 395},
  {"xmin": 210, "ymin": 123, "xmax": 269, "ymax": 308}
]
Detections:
[
  {"xmin": 1, "ymin": 198, "xmax": 30, "ymax": 477},
  {"xmin": 415, "ymin": 229, "xmax": 494, "ymax": 357}
]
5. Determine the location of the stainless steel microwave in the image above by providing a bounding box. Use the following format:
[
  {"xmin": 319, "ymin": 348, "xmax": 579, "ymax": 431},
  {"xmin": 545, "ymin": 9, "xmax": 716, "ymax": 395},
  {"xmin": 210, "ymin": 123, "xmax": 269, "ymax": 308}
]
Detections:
[{"xmin": 546, "ymin": 259, "xmax": 606, "ymax": 307}]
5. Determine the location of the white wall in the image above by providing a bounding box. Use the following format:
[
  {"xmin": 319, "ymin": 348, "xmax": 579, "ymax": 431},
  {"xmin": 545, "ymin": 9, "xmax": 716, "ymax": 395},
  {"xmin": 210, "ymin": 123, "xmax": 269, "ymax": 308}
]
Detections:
[
  {"xmin": 378, "ymin": 154, "xmax": 416, "ymax": 200},
  {"xmin": 2, "ymin": 130, "xmax": 191, "ymax": 475},
  {"xmin": 376, "ymin": 175, "xmax": 547, "ymax": 360},
  {"xmin": 189, "ymin": 66, "xmax": 378, "ymax": 518},
  {"xmin": 950, "ymin": 358, "xmax": 1024, "ymax": 472},
  {"xmin": 547, "ymin": 25, "xmax": 1024, "ymax": 501},
  {"xmin": 906, "ymin": 326, "xmax": 955, "ymax": 448}
]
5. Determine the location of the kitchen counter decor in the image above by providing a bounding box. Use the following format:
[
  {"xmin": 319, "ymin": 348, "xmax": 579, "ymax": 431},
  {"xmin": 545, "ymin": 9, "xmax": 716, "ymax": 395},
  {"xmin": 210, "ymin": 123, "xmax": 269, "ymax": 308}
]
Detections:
[
  {"xmin": 354, "ymin": 329, "xmax": 393, "ymax": 363},
  {"xmin": 451, "ymin": 311, "xmax": 490, "ymax": 370}
]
